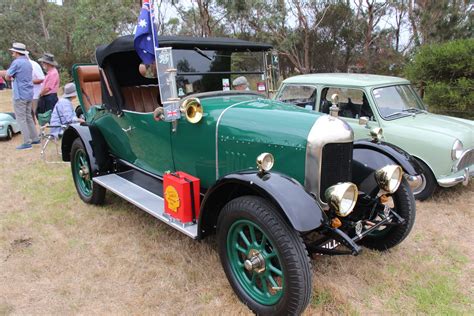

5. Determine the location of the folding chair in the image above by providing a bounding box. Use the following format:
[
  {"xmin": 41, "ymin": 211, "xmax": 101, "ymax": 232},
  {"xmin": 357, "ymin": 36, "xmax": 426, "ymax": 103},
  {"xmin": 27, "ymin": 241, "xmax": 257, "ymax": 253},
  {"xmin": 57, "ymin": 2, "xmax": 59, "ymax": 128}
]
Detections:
[
  {"xmin": 37, "ymin": 110, "xmax": 67, "ymax": 163},
  {"xmin": 39, "ymin": 124, "xmax": 68, "ymax": 163}
]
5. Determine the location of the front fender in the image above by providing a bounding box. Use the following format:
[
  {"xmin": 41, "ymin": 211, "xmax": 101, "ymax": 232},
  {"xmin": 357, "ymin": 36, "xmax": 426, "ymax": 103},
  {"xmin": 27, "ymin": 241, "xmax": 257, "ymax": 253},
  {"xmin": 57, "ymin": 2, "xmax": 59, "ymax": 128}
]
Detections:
[
  {"xmin": 198, "ymin": 170, "xmax": 326, "ymax": 238},
  {"xmin": 61, "ymin": 123, "xmax": 110, "ymax": 175},
  {"xmin": 352, "ymin": 140, "xmax": 423, "ymax": 195}
]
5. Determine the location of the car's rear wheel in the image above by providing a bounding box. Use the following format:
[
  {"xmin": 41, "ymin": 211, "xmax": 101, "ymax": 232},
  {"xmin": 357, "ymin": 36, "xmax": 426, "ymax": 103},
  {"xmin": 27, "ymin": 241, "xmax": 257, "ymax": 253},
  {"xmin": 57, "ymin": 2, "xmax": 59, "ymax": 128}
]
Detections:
[
  {"xmin": 6, "ymin": 126, "xmax": 13, "ymax": 140},
  {"xmin": 360, "ymin": 178, "xmax": 416, "ymax": 251},
  {"xmin": 71, "ymin": 138, "xmax": 105, "ymax": 205},
  {"xmin": 412, "ymin": 158, "xmax": 437, "ymax": 201},
  {"xmin": 217, "ymin": 196, "xmax": 311, "ymax": 315}
]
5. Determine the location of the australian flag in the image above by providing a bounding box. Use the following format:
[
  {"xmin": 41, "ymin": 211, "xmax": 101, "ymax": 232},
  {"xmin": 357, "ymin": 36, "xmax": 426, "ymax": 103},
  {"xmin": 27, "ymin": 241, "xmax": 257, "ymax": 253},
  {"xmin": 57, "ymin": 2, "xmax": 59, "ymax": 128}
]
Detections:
[{"xmin": 134, "ymin": 0, "xmax": 159, "ymax": 64}]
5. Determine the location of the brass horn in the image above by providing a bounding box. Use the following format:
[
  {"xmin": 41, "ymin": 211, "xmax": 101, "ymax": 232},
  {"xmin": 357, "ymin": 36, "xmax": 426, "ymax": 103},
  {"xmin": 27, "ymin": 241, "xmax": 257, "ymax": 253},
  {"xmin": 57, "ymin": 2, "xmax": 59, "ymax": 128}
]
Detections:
[{"xmin": 181, "ymin": 98, "xmax": 203, "ymax": 124}]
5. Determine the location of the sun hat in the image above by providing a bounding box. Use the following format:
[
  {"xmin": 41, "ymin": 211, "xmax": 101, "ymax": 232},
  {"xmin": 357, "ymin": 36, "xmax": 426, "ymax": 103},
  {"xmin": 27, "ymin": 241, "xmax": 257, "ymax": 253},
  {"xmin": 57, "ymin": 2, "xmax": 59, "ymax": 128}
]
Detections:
[
  {"xmin": 9, "ymin": 42, "xmax": 29, "ymax": 55},
  {"xmin": 232, "ymin": 76, "xmax": 249, "ymax": 87},
  {"xmin": 38, "ymin": 53, "xmax": 58, "ymax": 66},
  {"xmin": 62, "ymin": 83, "xmax": 77, "ymax": 98}
]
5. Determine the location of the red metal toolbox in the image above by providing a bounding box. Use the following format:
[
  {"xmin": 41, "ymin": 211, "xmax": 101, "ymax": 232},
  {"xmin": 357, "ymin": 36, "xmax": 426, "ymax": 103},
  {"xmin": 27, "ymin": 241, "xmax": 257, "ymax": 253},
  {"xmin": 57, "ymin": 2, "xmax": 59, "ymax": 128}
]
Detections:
[{"xmin": 163, "ymin": 171, "xmax": 200, "ymax": 224}]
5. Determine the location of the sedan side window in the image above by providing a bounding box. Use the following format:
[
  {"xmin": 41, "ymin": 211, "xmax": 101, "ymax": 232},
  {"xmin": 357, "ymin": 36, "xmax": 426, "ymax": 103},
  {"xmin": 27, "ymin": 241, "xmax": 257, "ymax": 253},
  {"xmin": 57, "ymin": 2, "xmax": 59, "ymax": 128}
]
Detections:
[
  {"xmin": 278, "ymin": 85, "xmax": 317, "ymax": 110},
  {"xmin": 320, "ymin": 87, "xmax": 374, "ymax": 120}
]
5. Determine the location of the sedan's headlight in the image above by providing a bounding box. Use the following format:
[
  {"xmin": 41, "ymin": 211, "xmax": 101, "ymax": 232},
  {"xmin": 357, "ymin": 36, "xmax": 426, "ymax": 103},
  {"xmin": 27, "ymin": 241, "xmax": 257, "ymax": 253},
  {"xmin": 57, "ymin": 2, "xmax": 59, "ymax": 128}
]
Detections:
[
  {"xmin": 375, "ymin": 165, "xmax": 403, "ymax": 193},
  {"xmin": 0, "ymin": 124, "xmax": 4, "ymax": 130},
  {"xmin": 325, "ymin": 182, "xmax": 358, "ymax": 217},
  {"xmin": 451, "ymin": 139, "xmax": 463, "ymax": 160}
]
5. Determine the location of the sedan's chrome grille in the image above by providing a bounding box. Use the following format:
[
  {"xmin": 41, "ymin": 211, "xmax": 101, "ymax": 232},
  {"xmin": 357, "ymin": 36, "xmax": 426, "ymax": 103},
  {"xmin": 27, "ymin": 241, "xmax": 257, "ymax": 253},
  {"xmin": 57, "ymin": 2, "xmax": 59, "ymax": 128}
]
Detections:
[{"xmin": 456, "ymin": 148, "xmax": 474, "ymax": 171}]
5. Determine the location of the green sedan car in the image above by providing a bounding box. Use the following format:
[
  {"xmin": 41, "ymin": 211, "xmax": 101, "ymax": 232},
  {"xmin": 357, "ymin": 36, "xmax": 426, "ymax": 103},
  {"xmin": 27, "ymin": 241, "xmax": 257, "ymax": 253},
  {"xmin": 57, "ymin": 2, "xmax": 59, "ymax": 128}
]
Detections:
[{"xmin": 276, "ymin": 73, "xmax": 473, "ymax": 200}]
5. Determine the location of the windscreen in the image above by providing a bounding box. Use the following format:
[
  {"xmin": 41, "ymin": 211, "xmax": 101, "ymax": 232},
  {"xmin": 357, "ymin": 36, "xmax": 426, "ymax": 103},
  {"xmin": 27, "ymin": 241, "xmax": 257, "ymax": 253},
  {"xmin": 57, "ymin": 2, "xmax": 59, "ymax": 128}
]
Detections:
[
  {"xmin": 373, "ymin": 85, "xmax": 426, "ymax": 119},
  {"xmin": 173, "ymin": 49, "xmax": 266, "ymax": 96}
]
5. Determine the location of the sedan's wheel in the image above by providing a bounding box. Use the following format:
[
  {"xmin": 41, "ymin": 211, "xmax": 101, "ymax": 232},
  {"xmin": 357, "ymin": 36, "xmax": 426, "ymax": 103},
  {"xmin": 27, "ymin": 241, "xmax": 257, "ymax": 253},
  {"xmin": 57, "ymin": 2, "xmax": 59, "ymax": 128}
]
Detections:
[
  {"xmin": 217, "ymin": 196, "xmax": 311, "ymax": 315},
  {"xmin": 71, "ymin": 138, "xmax": 105, "ymax": 205},
  {"xmin": 6, "ymin": 126, "xmax": 13, "ymax": 140},
  {"xmin": 412, "ymin": 158, "xmax": 437, "ymax": 201},
  {"xmin": 360, "ymin": 178, "xmax": 416, "ymax": 251}
]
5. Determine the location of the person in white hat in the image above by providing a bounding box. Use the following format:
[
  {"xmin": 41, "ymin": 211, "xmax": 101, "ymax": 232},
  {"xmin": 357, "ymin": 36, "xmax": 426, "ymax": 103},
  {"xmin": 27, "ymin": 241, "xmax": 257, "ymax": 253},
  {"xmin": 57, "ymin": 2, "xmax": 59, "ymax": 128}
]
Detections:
[
  {"xmin": 0, "ymin": 42, "xmax": 40, "ymax": 150},
  {"xmin": 49, "ymin": 82, "xmax": 84, "ymax": 138},
  {"xmin": 232, "ymin": 76, "xmax": 250, "ymax": 90}
]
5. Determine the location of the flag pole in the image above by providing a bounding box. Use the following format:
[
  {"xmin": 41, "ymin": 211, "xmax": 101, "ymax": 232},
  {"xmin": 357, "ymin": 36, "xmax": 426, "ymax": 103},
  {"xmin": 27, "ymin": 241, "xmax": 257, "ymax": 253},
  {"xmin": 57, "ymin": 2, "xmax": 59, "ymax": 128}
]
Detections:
[{"xmin": 149, "ymin": 0, "xmax": 159, "ymax": 56}]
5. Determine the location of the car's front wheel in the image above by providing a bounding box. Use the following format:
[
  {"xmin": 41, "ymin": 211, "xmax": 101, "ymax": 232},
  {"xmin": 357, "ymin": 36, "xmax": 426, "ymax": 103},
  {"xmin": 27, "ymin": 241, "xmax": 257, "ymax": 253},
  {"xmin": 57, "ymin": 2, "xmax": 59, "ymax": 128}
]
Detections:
[
  {"xmin": 217, "ymin": 196, "xmax": 311, "ymax": 315},
  {"xmin": 6, "ymin": 126, "xmax": 13, "ymax": 140},
  {"xmin": 412, "ymin": 158, "xmax": 437, "ymax": 201},
  {"xmin": 360, "ymin": 178, "xmax": 416, "ymax": 251},
  {"xmin": 71, "ymin": 138, "xmax": 105, "ymax": 205}
]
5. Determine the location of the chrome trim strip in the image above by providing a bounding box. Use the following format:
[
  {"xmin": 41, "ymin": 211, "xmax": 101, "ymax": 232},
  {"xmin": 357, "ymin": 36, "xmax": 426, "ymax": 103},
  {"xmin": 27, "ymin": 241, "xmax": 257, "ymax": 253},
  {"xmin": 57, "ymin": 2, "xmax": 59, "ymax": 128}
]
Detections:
[
  {"xmin": 305, "ymin": 115, "xmax": 354, "ymax": 208},
  {"xmin": 122, "ymin": 109, "xmax": 154, "ymax": 115},
  {"xmin": 215, "ymin": 100, "xmax": 253, "ymax": 180}
]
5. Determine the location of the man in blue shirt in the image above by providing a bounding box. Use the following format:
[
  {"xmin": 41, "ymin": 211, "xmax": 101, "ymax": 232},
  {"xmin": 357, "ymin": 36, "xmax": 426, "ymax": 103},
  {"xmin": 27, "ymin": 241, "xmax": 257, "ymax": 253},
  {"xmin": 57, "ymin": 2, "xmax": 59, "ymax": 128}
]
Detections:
[{"xmin": 0, "ymin": 43, "xmax": 40, "ymax": 149}]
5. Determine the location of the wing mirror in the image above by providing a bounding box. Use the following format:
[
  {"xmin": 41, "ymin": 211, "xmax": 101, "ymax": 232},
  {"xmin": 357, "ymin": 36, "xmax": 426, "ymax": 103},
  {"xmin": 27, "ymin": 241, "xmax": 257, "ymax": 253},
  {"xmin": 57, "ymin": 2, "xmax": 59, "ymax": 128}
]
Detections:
[
  {"xmin": 359, "ymin": 116, "xmax": 369, "ymax": 127},
  {"xmin": 329, "ymin": 93, "xmax": 340, "ymax": 117}
]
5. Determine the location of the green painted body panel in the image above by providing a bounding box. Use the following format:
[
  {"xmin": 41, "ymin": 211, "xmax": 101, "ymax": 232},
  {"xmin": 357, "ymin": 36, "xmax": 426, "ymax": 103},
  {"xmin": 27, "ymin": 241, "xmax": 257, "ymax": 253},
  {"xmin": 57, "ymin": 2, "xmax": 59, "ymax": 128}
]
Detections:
[
  {"xmin": 171, "ymin": 94, "xmax": 261, "ymax": 186},
  {"xmin": 217, "ymin": 99, "xmax": 318, "ymax": 184},
  {"xmin": 84, "ymin": 92, "xmax": 320, "ymax": 189},
  {"xmin": 277, "ymin": 74, "xmax": 474, "ymax": 183}
]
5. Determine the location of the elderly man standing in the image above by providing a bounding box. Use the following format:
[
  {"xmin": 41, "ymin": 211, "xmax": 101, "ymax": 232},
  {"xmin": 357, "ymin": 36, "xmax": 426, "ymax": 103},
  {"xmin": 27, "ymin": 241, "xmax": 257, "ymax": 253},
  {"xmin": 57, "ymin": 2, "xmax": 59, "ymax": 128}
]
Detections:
[{"xmin": 0, "ymin": 43, "xmax": 40, "ymax": 150}]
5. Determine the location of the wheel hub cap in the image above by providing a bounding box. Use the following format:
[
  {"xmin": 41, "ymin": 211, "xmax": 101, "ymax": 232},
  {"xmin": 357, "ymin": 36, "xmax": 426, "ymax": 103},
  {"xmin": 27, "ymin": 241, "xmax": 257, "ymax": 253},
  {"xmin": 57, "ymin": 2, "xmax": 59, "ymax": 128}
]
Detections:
[
  {"xmin": 79, "ymin": 166, "xmax": 89, "ymax": 180},
  {"xmin": 244, "ymin": 249, "xmax": 266, "ymax": 273}
]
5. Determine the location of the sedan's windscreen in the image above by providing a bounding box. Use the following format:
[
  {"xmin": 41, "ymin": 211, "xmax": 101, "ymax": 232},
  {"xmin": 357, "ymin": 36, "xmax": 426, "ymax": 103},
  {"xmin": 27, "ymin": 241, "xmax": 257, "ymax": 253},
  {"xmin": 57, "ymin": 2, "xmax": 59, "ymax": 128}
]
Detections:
[
  {"xmin": 373, "ymin": 85, "xmax": 426, "ymax": 119},
  {"xmin": 173, "ymin": 49, "xmax": 265, "ymax": 95}
]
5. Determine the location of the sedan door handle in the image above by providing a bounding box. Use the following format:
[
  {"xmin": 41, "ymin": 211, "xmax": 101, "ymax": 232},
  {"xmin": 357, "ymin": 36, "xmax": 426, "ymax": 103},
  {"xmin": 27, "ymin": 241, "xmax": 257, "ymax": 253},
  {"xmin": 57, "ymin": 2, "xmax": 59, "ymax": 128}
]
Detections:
[{"xmin": 121, "ymin": 126, "xmax": 134, "ymax": 133}]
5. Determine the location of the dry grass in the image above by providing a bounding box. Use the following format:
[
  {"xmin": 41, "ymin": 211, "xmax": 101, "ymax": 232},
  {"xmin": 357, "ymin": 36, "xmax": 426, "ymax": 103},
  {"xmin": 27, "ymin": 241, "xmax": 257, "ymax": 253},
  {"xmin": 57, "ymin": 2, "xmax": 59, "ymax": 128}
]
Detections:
[{"xmin": 0, "ymin": 89, "xmax": 473, "ymax": 314}]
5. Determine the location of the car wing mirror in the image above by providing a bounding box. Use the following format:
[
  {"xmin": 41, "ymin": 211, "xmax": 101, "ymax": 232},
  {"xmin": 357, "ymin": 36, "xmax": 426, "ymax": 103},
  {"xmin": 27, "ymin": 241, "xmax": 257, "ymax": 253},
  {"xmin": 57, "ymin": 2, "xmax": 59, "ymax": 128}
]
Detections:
[{"xmin": 359, "ymin": 116, "xmax": 369, "ymax": 127}]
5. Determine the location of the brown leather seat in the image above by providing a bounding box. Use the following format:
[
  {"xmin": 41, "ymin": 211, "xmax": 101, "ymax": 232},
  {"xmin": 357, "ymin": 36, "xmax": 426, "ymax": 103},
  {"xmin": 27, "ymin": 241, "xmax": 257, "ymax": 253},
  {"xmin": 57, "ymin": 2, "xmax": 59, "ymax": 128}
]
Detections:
[
  {"xmin": 76, "ymin": 65, "xmax": 102, "ymax": 111},
  {"xmin": 121, "ymin": 85, "xmax": 160, "ymax": 113}
]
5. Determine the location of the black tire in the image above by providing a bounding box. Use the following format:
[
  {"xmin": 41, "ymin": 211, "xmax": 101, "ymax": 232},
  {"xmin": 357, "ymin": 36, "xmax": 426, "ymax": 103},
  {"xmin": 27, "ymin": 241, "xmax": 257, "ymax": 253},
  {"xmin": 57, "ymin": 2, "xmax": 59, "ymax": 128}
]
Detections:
[
  {"xmin": 70, "ymin": 138, "xmax": 105, "ymax": 205},
  {"xmin": 412, "ymin": 158, "xmax": 437, "ymax": 201},
  {"xmin": 360, "ymin": 178, "xmax": 416, "ymax": 251},
  {"xmin": 6, "ymin": 126, "xmax": 13, "ymax": 140},
  {"xmin": 217, "ymin": 196, "xmax": 312, "ymax": 315}
]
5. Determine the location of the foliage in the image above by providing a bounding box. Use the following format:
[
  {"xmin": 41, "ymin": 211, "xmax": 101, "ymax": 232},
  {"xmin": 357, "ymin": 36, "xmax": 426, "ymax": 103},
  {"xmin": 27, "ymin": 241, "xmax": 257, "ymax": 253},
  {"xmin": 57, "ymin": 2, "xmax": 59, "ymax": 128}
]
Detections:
[
  {"xmin": 405, "ymin": 39, "xmax": 474, "ymax": 117},
  {"xmin": 0, "ymin": 0, "xmax": 472, "ymax": 116}
]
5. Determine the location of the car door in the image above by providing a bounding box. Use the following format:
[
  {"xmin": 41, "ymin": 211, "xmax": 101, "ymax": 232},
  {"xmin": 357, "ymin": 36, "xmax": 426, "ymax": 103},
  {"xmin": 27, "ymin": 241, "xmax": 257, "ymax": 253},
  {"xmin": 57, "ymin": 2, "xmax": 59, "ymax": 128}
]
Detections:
[
  {"xmin": 316, "ymin": 86, "xmax": 380, "ymax": 140},
  {"xmin": 119, "ymin": 109, "xmax": 174, "ymax": 175}
]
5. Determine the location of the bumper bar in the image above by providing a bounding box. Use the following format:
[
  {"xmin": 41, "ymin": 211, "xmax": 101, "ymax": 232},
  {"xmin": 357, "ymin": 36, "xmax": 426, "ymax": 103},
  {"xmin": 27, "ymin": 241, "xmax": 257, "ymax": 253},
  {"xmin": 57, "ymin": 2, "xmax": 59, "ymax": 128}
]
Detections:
[{"xmin": 438, "ymin": 167, "xmax": 473, "ymax": 187}]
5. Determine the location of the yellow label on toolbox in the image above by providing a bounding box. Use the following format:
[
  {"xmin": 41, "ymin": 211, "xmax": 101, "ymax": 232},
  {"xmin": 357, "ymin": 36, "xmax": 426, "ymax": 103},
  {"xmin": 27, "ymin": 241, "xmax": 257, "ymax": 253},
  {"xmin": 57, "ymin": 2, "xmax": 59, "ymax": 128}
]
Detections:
[{"xmin": 165, "ymin": 185, "xmax": 180, "ymax": 212}]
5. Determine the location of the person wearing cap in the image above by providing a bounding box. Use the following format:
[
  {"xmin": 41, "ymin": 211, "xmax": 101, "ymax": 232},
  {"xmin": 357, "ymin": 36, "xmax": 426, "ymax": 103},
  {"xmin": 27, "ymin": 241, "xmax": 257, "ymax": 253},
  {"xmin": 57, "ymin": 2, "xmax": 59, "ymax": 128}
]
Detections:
[
  {"xmin": 232, "ymin": 76, "xmax": 250, "ymax": 91},
  {"xmin": 37, "ymin": 53, "xmax": 60, "ymax": 118},
  {"xmin": 49, "ymin": 82, "xmax": 84, "ymax": 138},
  {"xmin": 0, "ymin": 43, "xmax": 40, "ymax": 150}
]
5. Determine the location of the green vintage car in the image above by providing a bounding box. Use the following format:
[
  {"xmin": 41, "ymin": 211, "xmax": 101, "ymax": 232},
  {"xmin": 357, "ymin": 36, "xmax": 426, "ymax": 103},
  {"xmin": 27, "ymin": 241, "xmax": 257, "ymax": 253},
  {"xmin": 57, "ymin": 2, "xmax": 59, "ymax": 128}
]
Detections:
[
  {"xmin": 62, "ymin": 36, "xmax": 421, "ymax": 314},
  {"xmin": 276, "ymin": 73, "xmax": 474, "ymax": 200}
]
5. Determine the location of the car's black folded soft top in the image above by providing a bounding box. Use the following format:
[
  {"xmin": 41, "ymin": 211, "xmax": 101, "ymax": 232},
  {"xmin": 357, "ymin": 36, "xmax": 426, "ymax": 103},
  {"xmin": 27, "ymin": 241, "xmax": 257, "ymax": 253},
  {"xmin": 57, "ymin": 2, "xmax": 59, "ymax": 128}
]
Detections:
[{"xmin": 95, "ymin": 35, "xmax": 272, "ymax": 67}]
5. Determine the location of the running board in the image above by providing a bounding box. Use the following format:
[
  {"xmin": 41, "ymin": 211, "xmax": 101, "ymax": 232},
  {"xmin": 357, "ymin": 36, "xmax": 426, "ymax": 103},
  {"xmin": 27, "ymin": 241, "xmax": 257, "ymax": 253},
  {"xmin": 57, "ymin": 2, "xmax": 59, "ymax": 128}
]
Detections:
[{"xmin": 93, "ymin": 174, "xmax": 198, "ymax": 239}]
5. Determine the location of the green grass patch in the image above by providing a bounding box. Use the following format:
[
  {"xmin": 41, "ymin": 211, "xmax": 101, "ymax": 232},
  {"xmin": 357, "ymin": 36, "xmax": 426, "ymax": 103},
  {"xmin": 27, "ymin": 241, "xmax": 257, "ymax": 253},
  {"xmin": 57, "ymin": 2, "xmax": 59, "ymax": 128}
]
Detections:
[{"xmin": 407, "ymin": 272, "xmax": 471, "ymax": 314}]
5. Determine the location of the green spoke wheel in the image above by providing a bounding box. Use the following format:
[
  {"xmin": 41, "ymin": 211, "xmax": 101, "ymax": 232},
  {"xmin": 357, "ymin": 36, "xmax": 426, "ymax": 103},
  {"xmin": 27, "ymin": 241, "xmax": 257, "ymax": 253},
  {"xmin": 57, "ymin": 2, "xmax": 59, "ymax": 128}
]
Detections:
[
  {"xmin": 227, "ymin": 219, "xmax": 284, "ymax": 305},
  {"xmin": 218, "ymin": 196, "xmax": 311, "ymax": 315},
  {"xmin": 71, "ymin": 138, "xmax": 105, "ymax": 205}
]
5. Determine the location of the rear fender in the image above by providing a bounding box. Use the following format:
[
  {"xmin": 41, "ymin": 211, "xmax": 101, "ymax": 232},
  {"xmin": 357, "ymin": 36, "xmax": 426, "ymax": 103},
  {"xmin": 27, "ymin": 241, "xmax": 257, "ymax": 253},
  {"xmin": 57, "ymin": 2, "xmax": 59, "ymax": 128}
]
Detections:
[
  {"xmin": 352, "ymin": 140, "xmax": 423, "ymax": 195},
  {"xmin": 198, "ymin": 170, "xmax": 326, "ymax": 238},
  {"xmin": 61, "ymin": 123, "xmax": 110, "ymax": 176}
]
